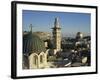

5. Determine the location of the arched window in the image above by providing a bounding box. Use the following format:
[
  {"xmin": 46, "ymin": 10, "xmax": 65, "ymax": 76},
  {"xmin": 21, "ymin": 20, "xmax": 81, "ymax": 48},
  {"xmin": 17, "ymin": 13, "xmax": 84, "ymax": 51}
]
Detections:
[
  {"xmin": 34, "ymin": 55, "xmax": 37, "ymax": 65},
  {"xmin": 40, "ymin": 55, "xmax": 43, "ymax": 63}
]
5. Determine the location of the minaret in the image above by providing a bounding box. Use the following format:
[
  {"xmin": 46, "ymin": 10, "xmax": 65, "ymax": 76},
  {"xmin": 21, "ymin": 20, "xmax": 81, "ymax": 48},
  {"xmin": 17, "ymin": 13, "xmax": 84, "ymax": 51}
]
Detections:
[
  {"xmin": 52, "ymin": 17, "xmax": 61, "ymax": 52},
  {"xmin": 29, "ymin": 24, "xmax": 33, "ymax": 33}
]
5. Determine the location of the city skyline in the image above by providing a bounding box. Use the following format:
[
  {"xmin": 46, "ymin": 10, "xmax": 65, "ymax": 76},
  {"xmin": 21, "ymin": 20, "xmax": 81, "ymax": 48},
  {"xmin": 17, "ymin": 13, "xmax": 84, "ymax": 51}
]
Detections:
[{"xmin": 23, "ymin": 10, "xmax": 91, "ymax": 37}]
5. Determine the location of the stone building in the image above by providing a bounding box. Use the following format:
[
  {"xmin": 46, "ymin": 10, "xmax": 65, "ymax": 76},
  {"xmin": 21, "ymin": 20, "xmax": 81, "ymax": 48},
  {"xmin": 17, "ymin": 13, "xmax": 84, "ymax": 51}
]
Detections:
[
  {"xmin": 23, "ymin": 27, "xmax": 48, "ymax": 69},
  {"xmin": 52, "ymin": 17, "xmax": 61, "ymax": 53}
]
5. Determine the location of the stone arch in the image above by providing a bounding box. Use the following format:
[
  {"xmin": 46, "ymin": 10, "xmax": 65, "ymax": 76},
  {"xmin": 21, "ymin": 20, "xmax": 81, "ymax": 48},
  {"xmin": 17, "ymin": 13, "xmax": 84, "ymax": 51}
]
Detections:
[
  {"xmin": 29, "ymin": 52, "xmax": 47, "ymax": 69},
  {"xmin": 29, "ymin": 53, "xmax": 39, "ymax": 69},
  {"xmin": 33, "ymin": 54, "xmax": 38, "ymax": 65},
  {"xmin": 39, "ymin": 52, "xmax": 45, "ymax": 64}
]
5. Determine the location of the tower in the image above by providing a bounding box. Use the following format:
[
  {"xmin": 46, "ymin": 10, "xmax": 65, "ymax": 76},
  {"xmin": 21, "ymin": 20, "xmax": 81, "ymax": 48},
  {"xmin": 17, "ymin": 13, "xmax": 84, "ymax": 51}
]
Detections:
[{"xmin": 52, "ymin": 17, "xmax": 61, "ymax": 52}]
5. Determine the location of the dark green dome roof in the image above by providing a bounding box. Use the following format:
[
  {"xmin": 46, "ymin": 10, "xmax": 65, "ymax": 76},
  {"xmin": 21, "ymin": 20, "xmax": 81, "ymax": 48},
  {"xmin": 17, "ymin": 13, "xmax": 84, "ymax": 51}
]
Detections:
[{"xmin": 23, "ymin": 32, "xmax": 46, "ymax": 55}]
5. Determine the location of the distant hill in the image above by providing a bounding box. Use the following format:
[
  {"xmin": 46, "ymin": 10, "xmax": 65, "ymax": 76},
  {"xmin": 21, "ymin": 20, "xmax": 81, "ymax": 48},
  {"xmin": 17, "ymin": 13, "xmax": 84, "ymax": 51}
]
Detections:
[
  {"xmin": 23, "ymin": 31, "xmax": 51, "ymax": 40},
  {"xmin": 33, "ymin": 31, "xmax": 51, "ymax": 40}
]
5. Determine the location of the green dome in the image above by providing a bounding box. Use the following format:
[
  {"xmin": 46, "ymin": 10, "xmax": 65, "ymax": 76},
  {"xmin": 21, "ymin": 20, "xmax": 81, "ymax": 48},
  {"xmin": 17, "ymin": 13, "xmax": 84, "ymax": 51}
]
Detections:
[{"xmin": 23, "ymin": 32, "xmax": 46, "ymax": 55}]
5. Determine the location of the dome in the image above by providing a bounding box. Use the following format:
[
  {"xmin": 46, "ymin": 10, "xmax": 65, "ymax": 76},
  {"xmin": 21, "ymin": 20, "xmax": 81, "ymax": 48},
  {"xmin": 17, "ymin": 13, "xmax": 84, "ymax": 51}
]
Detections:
[
  {"xmin": 76, "ymin": 32, "xmax": 83, "ymax": 39},
  {"xmin": 77, "ymin": 32, "xmax": 82, "ymax": 35},
  {"xmin": 23, "ymin": 32, "xmax": 46, "ymax": 55}
]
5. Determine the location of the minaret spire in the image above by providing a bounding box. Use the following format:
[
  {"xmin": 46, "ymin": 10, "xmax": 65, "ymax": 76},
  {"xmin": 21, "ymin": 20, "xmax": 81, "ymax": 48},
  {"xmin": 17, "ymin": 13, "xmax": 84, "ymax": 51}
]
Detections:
[
  {"xmin": 54, "ymin": 17, "xmax": 60, "ymax": 28},
  {"xmin": 29, "ymin": 24, "xmax": 33, "ymax": 33}
]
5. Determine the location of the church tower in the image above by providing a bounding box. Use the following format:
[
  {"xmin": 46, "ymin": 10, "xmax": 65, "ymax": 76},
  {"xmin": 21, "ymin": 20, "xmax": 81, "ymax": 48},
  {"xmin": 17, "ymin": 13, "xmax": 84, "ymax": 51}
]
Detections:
[{"xmin": 52, "ymin": 17, "xmax": 61, "ymax": 52}]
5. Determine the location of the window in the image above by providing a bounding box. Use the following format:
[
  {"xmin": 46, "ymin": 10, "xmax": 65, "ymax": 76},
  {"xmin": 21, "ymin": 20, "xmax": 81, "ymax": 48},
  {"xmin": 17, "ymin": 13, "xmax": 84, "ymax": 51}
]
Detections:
[
  {"xmin": 34, "ymin": 55, "xmax": 37, "ymax": 65},
  {"xmin": 40, "ymin": 55, "xmax": 43, "ymax": 63}
]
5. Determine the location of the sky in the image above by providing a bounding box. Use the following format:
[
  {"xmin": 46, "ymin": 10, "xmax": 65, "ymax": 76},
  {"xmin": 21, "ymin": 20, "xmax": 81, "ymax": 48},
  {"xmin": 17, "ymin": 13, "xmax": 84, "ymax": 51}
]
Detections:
[{"xmin": 22, "ymin": 10, "xmax": 91, "ymax": 37}]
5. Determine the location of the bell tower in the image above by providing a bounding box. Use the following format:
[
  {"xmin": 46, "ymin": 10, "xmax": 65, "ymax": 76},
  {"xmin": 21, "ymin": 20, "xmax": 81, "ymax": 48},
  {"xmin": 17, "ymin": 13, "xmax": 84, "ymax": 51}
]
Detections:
[{"xmin": 52, "ymin": 17, "xmax": 61, "ymax": 52}]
